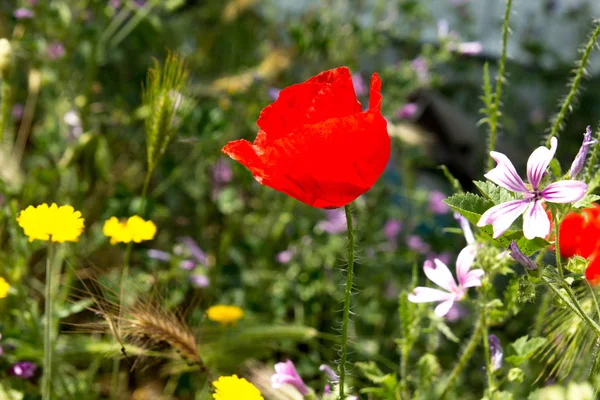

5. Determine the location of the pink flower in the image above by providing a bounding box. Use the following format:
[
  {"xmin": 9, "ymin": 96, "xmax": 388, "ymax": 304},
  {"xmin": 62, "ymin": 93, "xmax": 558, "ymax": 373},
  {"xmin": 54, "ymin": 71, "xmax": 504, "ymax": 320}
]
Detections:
[
  {"xmin": 477, "ymin": 137, "xmax": 587, "ymax": 239},
  {"xmin": 396, "ymin": 103, "xmax": 418, "ymax": 119},
  {"xmin": 408, "ymin": 246, "xmax": 483, "ymax": 316},
  {"xmin": 429, "ymin": 190, "xmax": 449, "ymax": 214},
  {"xmin": 271, "ymin": 360, "xmax": 309, "ymax": 395}
]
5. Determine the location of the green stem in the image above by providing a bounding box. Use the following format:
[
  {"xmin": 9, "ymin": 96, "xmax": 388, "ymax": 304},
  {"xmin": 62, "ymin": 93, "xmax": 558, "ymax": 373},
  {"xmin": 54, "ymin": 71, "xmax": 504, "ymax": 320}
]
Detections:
[
  {"xmin": 42, "ymin": 242, "xmax": 55, "ymax": 400},
  {"xmin": 109, "ymin": 0, "xmax": 157, "ymax": 49},
  {"xmin": 586, "ymin": 280, "xmax": 600, "ymax": 320},
  {"xmin": 481, "ymin": 308, "xmax": 496, "ymax": 397},
  {"xmin": 339, "ymin": 205, "xmax": 355, "ymax": 400},
  {"xmin": 486, "ymin": 0, "xmax": 512, "ymax": 170},
  {"xmin": 547, "ymin": 20, "xmax": 600, "ymax": 145},
  {"xmin": 0, "ymin": 76, "xmax": 10, "ymax": 145},
  {"xmin": 440, "ymin": 311, "xmax": 484, "ymax": 400},
  {"xmin": 554, "ymin": 214, "xmax": 564, "ymax": 279},
  {"xmin": 400, "ymin": 339, "xmax": 410, "ymax": 400}
]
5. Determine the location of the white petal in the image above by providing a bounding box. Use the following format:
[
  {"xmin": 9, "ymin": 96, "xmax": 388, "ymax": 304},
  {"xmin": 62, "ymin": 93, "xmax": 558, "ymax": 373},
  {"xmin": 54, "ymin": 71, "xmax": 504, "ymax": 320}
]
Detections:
[
  {"xmin": 462, "ymin": 269, "xmax": 484, "ymax": 288},
  {"xmin": 527, "ymin": 137, "xmax": 557, "ymax": 190},
  {"xmin": 485, "ymin": 152, "xmax": 528, "ymax": 193},
  {"xmin": 424, "ymin": 259, "xmax": 458, "ymax": 292},
  {"xmin": 455, "ymin": 245, "xmax": 477, "ymax": 287},
  {"xmin": 434, "ymin": 299, "xmax": 455, "ymax": 317},
  {"xmin": 477, "ymin": 200, "xmax": 530, "ymax": 238},
  {"xmin": 541, "ymin": 180, "xmax": 588, "ymax": 204},
  {"xmin": 522, "ymin": 200, "xmax": 551, "ymax": 240},
  {"xmin": 407, "ymin": 287, "xmax": 454, "ymax": 303}
]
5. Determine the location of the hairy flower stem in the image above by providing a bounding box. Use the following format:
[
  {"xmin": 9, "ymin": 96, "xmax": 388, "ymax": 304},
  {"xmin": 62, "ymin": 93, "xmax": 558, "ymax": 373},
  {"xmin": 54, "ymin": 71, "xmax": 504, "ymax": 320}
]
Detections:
[
  {"xmin": 486, "ymin": 0, "xmax": 513, "ymax": 170},
  {"xmin": 481, "ymin": 308, "xmax": 496, "ymax": 397},
  {"xmin": 339, "ymin": 205, "xmax": 355, "ymax": 400},
  {"xmin": 554, "ymin": 214, "xmax": 564, "ymax": 278},
  {"xmin": 587, "ymin": 280, "xmax": 600, "ymax": 320},
  {"xmin": 42, "ymin": 242, "xmax": 55, "ymax": 400},
  {"xmin": 110, "ymin": 170, "xmax": 152, "ymax": 400},
  {"xmin": 440, "ymin": 312, "xmax": 484, "ymax": 400},
  {"xmin": 547, "ymin": 20, "xmax": 600, "ymax": 145}
]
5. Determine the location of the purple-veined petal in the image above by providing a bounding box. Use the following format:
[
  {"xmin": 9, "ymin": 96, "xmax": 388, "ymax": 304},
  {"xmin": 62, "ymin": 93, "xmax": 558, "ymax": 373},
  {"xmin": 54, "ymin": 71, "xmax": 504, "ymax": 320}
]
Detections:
[
  {"xmin": 455, "ymin": 245, "xmax": 477, "ymax": 287},
  {"xmin": 485, "ymin": 152, "xmax": 528, "ymax": 193},
  {"xmin": 407, "ymin": 287, "xmax": 454, "ymax": 303},
  {"xmin": 522, "ymin": 200, "xmax": 550, "ymax": 240},
  {"xmin": 434, "ymin": 299, "xmax": 455, "ymax": 317},
  {"xmin": 541, "ymin": 180, "xmax": 588, "ymax": 204},
  {"xmin": 424, "ymin": 259, "xmax": 458, "ymax": 292},
  {"xmin": 477, "ymin": 200, "xmax": 530, "ymax": 238},
  {"xmin": 462, "ymin": 269, "xmax": 484, "ymax": 288},
  {"xmin": 526, "ymin": 137, "xmax": 557, "ymax": 190},
  {"xmin": 569, "ymin": 126, "xmax": 596, "ymax": 178},
  {"xmin": 454, "ymin": 212, "xmax": 475, "ymax": 245}
]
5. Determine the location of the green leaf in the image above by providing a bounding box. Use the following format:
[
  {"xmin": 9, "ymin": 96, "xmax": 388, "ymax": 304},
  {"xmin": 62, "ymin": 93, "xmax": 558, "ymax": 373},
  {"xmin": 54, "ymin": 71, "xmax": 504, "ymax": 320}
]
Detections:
[
  {"xmin": 573, "ymin": 193, "xmax": 600, "ymax": 209},
  {"xmin": 435, "ymin": 320, "xmax": 459, "ymax": 343},
  {"xmin": 506, "ymin": 335, "xmax": 547, "ymax": 366},
  {"xmin": 474, "ymin": 180, "xmax": 516, "ymax": 204}
]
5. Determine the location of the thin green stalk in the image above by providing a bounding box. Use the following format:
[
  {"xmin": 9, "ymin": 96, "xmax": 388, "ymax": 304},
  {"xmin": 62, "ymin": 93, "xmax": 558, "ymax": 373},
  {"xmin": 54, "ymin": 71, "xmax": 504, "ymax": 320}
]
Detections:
[
  {"xmin": 109, "ymin": 1, "xmax": 157, "ymax": 49},
  {"xmin": 554, "ymin": 214, "xmax": 564, "ymax": 278},
  {"xmin": 547, "ymin": 20, "xmax": 600, "ymax": 145},
  {"xmin": 110, "ymin": 170, "xmax": 151, "ymax": 400},
  {"xmin": 481, "ymin": 308, "xmax": 496, "ymax": 397},
  {"xmin": 486, "ymin": 0, "xmax": 513, "ymax": 170},
  {"xmin": 42, "ymin": 242, "xmax": 55, "ymax": 400},
  {"xmin": 586, "ymin": 280, "xmax": 600, "ymax": 320},
  {"xmin": 440, "ymin": 312, "xmax": 484, "ymax": 400},
  {"xmin": 400, "ymin": 339, "xmax": 410, "ymax": 400},
  {"xmin": 339, "ymin": 205, "xmax": 355, "ymax": 400},
  {"xmin": 0, "ymin": 77, "xmax": 9, "ymax": 145}
]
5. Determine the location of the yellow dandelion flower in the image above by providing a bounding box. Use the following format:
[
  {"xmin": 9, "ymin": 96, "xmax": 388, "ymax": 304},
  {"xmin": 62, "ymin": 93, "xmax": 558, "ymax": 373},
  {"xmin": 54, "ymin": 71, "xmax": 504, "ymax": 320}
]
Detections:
[
  {"xmin": 0, "ymin": 277, "xmax": 10, "ymax": 298},
  {"xmin": 212, "ymin": 375, "xmax": 263, "ymax": 400},
  {"xmin": 17, "ymin": 203, "xmax": 84, "ymax": 242},
  {"xmin": 207, "ymin": 305, "xmax": 244, "ymax": 325},
  {"xmin": 103, "ymin": 215, "xmax": 156, "ymax": 245}
]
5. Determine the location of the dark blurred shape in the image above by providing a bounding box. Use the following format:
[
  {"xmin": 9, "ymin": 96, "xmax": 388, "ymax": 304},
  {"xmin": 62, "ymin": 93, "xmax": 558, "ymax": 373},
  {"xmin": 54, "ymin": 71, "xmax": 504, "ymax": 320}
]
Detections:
[{"xmin": 406, "ymin": 89, "xmax": 484, "ymax": 190}]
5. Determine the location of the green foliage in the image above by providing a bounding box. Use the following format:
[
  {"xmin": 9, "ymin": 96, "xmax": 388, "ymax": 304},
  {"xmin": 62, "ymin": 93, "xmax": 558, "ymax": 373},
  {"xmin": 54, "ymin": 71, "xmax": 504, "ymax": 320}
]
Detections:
[{"xmin": 506, "ymin": 335, "xmax": 548, "ymax": 366}]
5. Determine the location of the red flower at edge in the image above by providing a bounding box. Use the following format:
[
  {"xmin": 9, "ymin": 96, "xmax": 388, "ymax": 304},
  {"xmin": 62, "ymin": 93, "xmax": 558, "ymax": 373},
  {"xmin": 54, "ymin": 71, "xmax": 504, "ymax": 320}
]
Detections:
[
  {"xmin": 222, "ymin": 67, "xmax": 391, "ymax": 208},
  {"xmin": 559, "ymin": 204, "xmax": 600, "ymax": 283}
]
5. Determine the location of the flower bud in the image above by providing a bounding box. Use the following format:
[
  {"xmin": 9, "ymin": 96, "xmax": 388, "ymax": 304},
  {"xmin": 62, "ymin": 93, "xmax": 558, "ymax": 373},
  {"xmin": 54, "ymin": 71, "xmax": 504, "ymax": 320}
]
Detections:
[
  {"xmin": 508, "ymin": 241, "xmax": 537, "ymax": 270},
  {"xmin": 569, "ymin": 125, "xmax": 597, "ymax": 178}
]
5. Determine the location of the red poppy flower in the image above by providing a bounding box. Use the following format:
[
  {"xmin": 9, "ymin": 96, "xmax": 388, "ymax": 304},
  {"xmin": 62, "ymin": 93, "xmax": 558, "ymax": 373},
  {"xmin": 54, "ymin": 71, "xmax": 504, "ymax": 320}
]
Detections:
[
  {"xmin": 559, "ymin": 204, "xmax": 600, "ymax": 283},
  {"xmin": 222, "ymin": 67, "xmax": 390, "ymax": 208}
]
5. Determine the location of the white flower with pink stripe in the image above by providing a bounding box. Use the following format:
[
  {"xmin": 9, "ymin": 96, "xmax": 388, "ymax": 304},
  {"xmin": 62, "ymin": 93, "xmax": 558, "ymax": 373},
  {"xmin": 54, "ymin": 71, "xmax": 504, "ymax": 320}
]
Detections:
[
  {"xmin": 477, "ymin": 137, "xmax": 587, "ymax": 240},
  {"xmin": 408, "ymin": 246, "xmax": 483, "ymax": 317}
]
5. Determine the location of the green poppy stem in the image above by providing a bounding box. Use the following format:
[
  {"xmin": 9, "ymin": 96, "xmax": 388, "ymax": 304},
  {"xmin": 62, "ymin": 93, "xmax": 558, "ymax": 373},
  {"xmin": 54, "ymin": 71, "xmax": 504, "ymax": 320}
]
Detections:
[
  {"xmin": 42, "ymin": 241, "xmax": 55, "ymax": 400},
  {"xmin": 339, "ymin": 205, "xmax": 355, "ymax": 400}
]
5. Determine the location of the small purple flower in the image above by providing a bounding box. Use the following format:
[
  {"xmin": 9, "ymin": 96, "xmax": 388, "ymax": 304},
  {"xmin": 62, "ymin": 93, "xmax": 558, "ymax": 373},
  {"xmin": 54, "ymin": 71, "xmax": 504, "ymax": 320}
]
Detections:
[
  {"xmin": 478, "ymin": 137, "xmax": 587, "ymax": 239},
  {"xmin": 351, "ymin": 73, "xmax": 366, "ymax": 97},
  {"xmin": 406, "ymin": 235, "xmax": 431, "ymax": 254},
  {"xmin": 319, "ymin": 364, "xmax": 339, "ymax": 382},
  {"xmin": 179, "ymin": 259, "xmax": 196, "ymax": 270},
  {"xmin": 508, "ymin": 241, "xmax": 537, "ymax": 270},
  {"xmin": 47, "ymin": 41, "xmax": 65, "ymax": 60},
  {"xmin": 383, "ymin": 219, "xmax": 402, "ymax": 242},
  {"xmin": 133, "ymin": 0, "xmax": 147, "ymax": 7},
  {"xmin": 10, "ymin": 362, "xmax": 37, "ymax": 379},
  {"xmin": 14, "ymin": 8, "xmax": 34, "ymax": 19},
  {"xmin": 489, "ymin": 334, "xmax": 503, "ymax": 371},
  {"xmin": 189, "ymin": 274, "xmax": 210, "ymax": 288},
  {"xmin": 147, "ymin": 249, "xmax": 172, "ymax": 262},
  {"xmin": 429, "ymin": 190, "xmax": 450, "ymax": 214},
  {"xmin": 12, "ymin": 104, "xmax": 24, "ymax": 120},
  {"xmin": 276, "ymin": 249, "xmax": 294, "ymax": 264},
  {"xmin": 271, "ymin": 360, "xmax": 309, "ymax": 395},
  {"xmin": 396, "ymin": 102, "xmax": 418, "ymax": 120},
  {"xmin": 109, "ymin": 0, "xmax": 122, "ymax": 8},
  {"xmin": 27, "ymin": 0, "xmax": 38, "ymax": 5},
  {"xmin": 408, "ymin": 246, "xmax": 483, "ymax": 316},
  {"xmin": 179, "ymin": 237, "xmax": 207, "ymax": 265},
  {"xmin": 324, "ymin": 384, "xmax": 331, "ymax": 394},
  {"xmin": 428, "ymin": 252, "xmax": 452, "ymax": 266},
  {"xmin": 411, "ymin": 56, "xmax": 429, "ymax": 84},
  {"xmin": 455, "ymin": 41, "xmax": 483, "ymax": 56},
  {"xmin": 317, "ymin": 209, "xmax": 347, "ymax": 234},
  {"xmin": 212, "ymin": 158, "xmax": 233, "ymax": 185},
  {"xmin": 267, "ymin": 88, "xmax": 281, "ymax": 101},
  {"xmin": 569, "ymin": 126, "xmax": 596, "ymax": 178}
]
